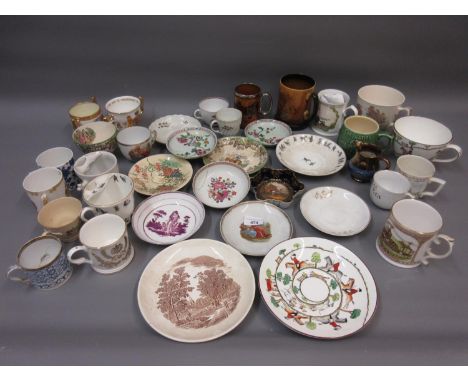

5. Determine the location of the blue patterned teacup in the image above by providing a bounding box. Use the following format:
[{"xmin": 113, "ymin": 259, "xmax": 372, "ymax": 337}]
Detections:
[{"xmin": 36, "ymin": 147, "xmax": 79, "ymax": 191}]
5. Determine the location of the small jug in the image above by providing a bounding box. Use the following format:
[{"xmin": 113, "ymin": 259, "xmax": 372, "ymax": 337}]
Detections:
[{"xmin": 348, "ymin": 141, "xmax": 391, "ymax": 182}]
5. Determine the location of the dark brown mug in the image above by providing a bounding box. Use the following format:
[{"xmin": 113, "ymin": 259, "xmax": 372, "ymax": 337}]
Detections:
[
  {"xmin": 276, "ymin": 73, "xmax": 318, "ymax": 128},
  {"xmin": 234, "ymin": 83, "xmax": 272, "ymax": 128}
]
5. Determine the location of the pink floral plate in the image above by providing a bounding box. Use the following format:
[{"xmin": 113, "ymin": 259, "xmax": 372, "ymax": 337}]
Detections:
[
  {"xmin": 131, "ymin": 191, "xmax": 205, "ymax": 245},
  {"xmin": 244, "ymin": 119, "xmax": 292, "ymax": 147},
  {"xmin": 137, "ymin": 238, "xmax": 255, "ymax": 342},
  {"xmin": 192, "ymin": 162, "xmax": 250, "ymax": 209}
]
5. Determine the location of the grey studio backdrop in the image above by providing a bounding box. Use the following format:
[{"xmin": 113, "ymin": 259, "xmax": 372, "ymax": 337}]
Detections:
[{"xmin": 0, "ymin": 16, "xmax": 467, "ymax": 365}]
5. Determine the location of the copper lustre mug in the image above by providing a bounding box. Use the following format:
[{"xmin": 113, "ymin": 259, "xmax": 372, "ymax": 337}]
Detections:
[{"xmin": 234, "ymin": 83, "xmax": 272, "ymax": 128}]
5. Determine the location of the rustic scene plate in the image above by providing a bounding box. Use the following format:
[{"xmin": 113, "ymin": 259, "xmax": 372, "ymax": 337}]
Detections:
[
  {"xmin": 166, "ymin": 127, "xmax": 217, "ymax": 159},
  {"xmin": 149, "ymin": 114, "xmax": 201, "ymax": 144},
  {"xmin": 244, "ymin": 119, "xmax": 292, "ymax": 147}
]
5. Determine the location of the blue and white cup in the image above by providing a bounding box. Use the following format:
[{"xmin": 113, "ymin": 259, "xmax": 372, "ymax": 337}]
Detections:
[
  {"xmin": 7, "ymin": 234, "xmax": 73, "ymax": 290},
  {"xmin": 36, "ymin": 147, "xmax": 79, "ymax": 191}
]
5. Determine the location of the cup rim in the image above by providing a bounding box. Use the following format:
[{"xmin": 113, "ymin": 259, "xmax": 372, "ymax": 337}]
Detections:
[
  {"xmin": 82, "ymin": 173, "xmax": 134, "ymax": 208},
  {"xmin": 37, "ymin": 196, "xmax": 82, "ymax": 229},
  {"xmin": 199, "ymin": 96, "xmax": 229, "ymax": 110},
  {"xmin": 373, "ymin": 170, "xmax": 410, "ymax": 195},
  {"xmin": 396, "ymin": 155, "xmax": 435, "ymax": 179},
  {"xmin": 280, "ymin": 73, "xmax": 316, "ymax": 91},
  {"xmin": 215, "ymin": 108, "xmax": 242, "ymax": 122},
  {"xmin": 68, "ymin": 100, "xmax": 101, "ymax": 119},
  {"xmin": 344, "ymin": 115, "xmax": 379, "ymax": 134},
  {"xmin": 72, "ymin": 121, "xmax": 117, "ymax": 147},
  {"xmin": 105, "ymin": 95, "xmax": 141, "ymax": 115},
  {"xmin": 117, "ymin": 126, "xmax": 151, "ymax": 146},
  {"xmin": 35, "ymin": 147, "xmax": 74, "ymax": 168},
  {"xmin": 391, "ymin": 199, "xmax": 443, "ymax": 236},
  {"xmin": 79, "ymin": 213, "xmax": 126, "ymax": 249},
  {"xmin": 74, "ymin": 151, "xmax": 118, "ymax": 177},
  {"xmin": 318, "ymin": 89, "xmax": 350, "ymax": 106},
  {"xmin": 394, "ymin": 116, "xmax": 453, "ymax": 146},
  {"xmin": 234, "ymin": 83, "xmax": 262, "ymax": 98},
  {"xmin": 17, "ymin": 234, "xmax": 63, "ymax": 271},
  {"xmin": 358, "ymin": 84, "xmax": 406, "ymax": 107},
  {"xmin": 22, "ymin": 167, "xmax": 63, "ymax": 193}
]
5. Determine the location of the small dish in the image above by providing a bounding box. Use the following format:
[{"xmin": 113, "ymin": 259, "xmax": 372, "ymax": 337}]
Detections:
[
  {"xmin": 128, "ymin": 154, "xmax": 193, "ymax": 196},
  {"xmin": 72, "ymin": 121, "xmax": 117, "ymax": 153},
  {"xmin": 250, "ymin": 168, "xmax": 305, "ymax": 208},
  {"xmin": 192, "ymin": 162, "xmax": 250, "ymax": 209},
  {"xmin": 149, "ymin": 114, "xmax": 202, "ymax": 144},
  {"xmin": 131, "ymin": 192, "xmax": 205, "ymax": 245},
  {"xmin": 166, "ymin": 127, "xmax": 217, "ymax": 159},
  {"xmin": 276, "ymin": 134, "xmax": 346, "ymax": 176},
  {"xmin": 203, "ymin": 136, "xmax": 268, "ymax": 175},
  {"xmin": 244, "ymin": 119, "xmax": 292, "ymax": 146},
  {"xmin": 220, "ymin": 201, "xmax": 293, "ymax": 257},
  {"xmin": 137, "ymin": 239, "xmax": 255, "ymax": 342},
  {"xmin": 300, "ymin": 186, "xmax": 371, "ymax": 236},
  {"xmin": 259, "ymin": 237, "xmax": 378, "ymax": 339}
]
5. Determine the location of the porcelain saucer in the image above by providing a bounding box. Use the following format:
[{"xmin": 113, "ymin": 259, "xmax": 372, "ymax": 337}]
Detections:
[
  {"xmin": 300, "ymin": 186, "xmax": 371, "ymax": 236},
  {"xmin": 149, "ymin": 114, "xmax": 201, "ymax": 144},
  {"xmin": 244, "ymin": 119, "xmax": 292, "ymax": 147},
  {"xmin": 166, "ymin": 127, "xmax": 217, "ymax": 159}
]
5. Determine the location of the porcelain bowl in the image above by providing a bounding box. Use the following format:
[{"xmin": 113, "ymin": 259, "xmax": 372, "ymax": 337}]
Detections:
[{"xmin": 72, "ymin": 121, "xmax": 118, "ymax": 153}]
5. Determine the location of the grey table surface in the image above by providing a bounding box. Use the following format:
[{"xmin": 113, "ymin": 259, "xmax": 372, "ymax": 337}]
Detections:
[{"xmin": 0, "ymin": 16, "xmax": 467, "ymax": 365}]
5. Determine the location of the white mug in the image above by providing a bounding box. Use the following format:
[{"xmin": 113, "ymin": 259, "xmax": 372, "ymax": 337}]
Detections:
[
  {"xmin": 67, "ymin": 214, "xmax": 134, "ymax": 274},
  {"xmin": 105, "ymin": 95, "xmax": 144, "ymax": 130},
  {"xmin": 35, "ymin": 147, "xmax": 79, "ymax": 191},
  {"xmin": 194, "ymin": 97, "xmax": 229, "ymax": 125},
  {"xmin": 396, "ymin": 155, "xmax": 446, "ymax": 198},
  {"xmin": 74, "ymin": 151, "xmax": 119, "ymax": 191},
  {"xmin": 210, "ymin": 108, "xmax": 242, "ymax": 136},
  {"xmin": 370, "ymin": 170, "xmax": 415, "ymax": 209},
  {"xmin": 376, "ymin": 199, "xmax": 454, "ymax": 268},
  {"xmin": 117, "ymin": 126, "xmax": 156, "ymax": 161},
  {"xmin": 23, "ymin": 167, "xmax": 66, "ymax": 211}
]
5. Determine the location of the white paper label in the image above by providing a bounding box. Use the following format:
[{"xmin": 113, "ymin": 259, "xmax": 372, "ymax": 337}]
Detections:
[{"xmin": 243, "ymin": 216, "xmax": 264, "ymax": 226}]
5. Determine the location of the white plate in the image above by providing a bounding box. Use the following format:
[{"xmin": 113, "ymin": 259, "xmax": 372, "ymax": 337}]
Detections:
[
  {"xmin": 300, "ymin": 187, "xmax": 371, "ymax": 236},
  {"xmin": 259, "ymin": 237, "xmax": 378, "ymax": 339},
  {"xmin": 137, "ymin": 239, "xmax": 256, "ymax": 342},
  {"xmin": 244, "ymin": 119, "xmax": 292, "ymax": 147},
  {"xmin": 132, "ymin": 192, "xmax": 205, "ymax": 245},
  {"xmin": 166, "ymin": 127, "xmax": 217, "ymax": 159},
  {"xmin": 192, "ymin": 162, "xmax": 250, "ymax": 209},
  {"xmin": 149, "ymin": 115, "xmax": 201, "ymax": 144},
  {"xmin": 220, "ymin": 201, "xmax": 293, "ymax": 257},
  {"xmin": 276, "ymin": 134, "xmax": 346, "ymax": 176}
]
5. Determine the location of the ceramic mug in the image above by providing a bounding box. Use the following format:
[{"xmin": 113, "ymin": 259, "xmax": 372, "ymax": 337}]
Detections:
[
  {"xmin": 117, "ymin": 126, "xmax": 156, "ymax": 161},
  {"xmin": 337, "ymin": 115, "xmax": 393, "ymax": 158},
  {"xmin": 67, "ymin": 214, "xmax": 134, "ymax": 274},
  {"xmin": 7, "ymin": 234, "xmax": 73, "ymax": 289},
  {"xmin": 370, "ymin": 170, "xmax": 416, "ymax": 210},
  {"xmin": 74, "ymin": 151, "xmax": 119, "ymax": 191},
  {"xmin": 234, "ymin": 83, "xmax": 272, "ymax": 128},
  {"xmin": 81, "ymin": 173, "xmax": 135, "ymax": 224},
  {"xmin": 276, "ymin": 73, "xmax": 318, "ymax": 128},
  {"xmin": 348, "ymin": 141, "xmax": 391, "ymax": 183},
  {"xmin": 312, "ymin": 89, "xmax": 358, "ymax": 136},
  {"xmin": 105, "ymin": 95, "xmax": 144, "ymax": 130},
  {"xmin": 68, "ymin": 96, "xmax": 102, "ymax": 129},
  {"xmin": 376, "ymin": 199, "xmax": 454, "ymax": 268},
  {"xmin": 393, "ymin": 116, "xmax": 463, "ymax": 163},
  {"xmin": 210, "ymin": 108, "xmax": 242, "ymax": 136},
  {"xmin": 37, "ymin": 197, "xmax": 83, "ymax": 242},
  {"xmin": 23, "ymin": 167, "xmax": 66, "ymax": 211},
  {"xmin": 396, "ymin": 155, "xmax": 446, "ymax": 198},
  {"xmin": 356, "ymin": 84, "xmax": 412, "ymax": 130},
  {"xmin": 194, "ymin": 97, "xmax": 229, "ymax": 125},
  {"xmin": 35, "ymin": 147, "xmax": 79, "ymax": 191}
]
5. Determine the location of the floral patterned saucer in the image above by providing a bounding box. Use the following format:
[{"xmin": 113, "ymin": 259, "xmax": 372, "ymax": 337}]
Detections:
[
  {"xmin": 244, "ymin": 119, "xmax": 292, "ymax": 147},
  {"xmin": 137, "ymin": 238, "xmax": 255, "ymax": 342},
  {"xmin": 131, "ymin": 192, "xmax": 205, "ymax": 245},
  {"xmin": 276, "ymin": 134, "xmax": 346, "ymax": 176},
  {"xmin": 220, "ymin": 201, "xmax": 293, "ymax": 257},
  {"xmin": 259, "ymin": 237, "xmax": 378, "ymax": 339},
  {"xmin": 166, "ymin": 127, "xmax": 217, "ymax": 159},
  {"xmin": 192, "ymin": 162, "xmax": 250, "ymax": 209},
  {"xmin": 149, "ymin": 114, "xmax": 201, "ymax": 144},
  {"xmin": 202, "ymin": 136, "xmax": 268, "ymax": 175},
  {"xmin": 128, "ymin": 154, "xmax": 193, "ymax": 196},
  {"xmin": 300, "ymin": 187, "xmax": 371, "ymax": 236}
]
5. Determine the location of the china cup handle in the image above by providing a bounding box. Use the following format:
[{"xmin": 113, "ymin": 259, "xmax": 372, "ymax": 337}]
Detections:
[
  {"xmin": 90, "ymin": 96, "xmax": 97, "ymax": 103},
  {"xmin": 405, "ymin": 192, "xmax": 416, "ymax": 200},
  {"xmin": 80, "ymin": 207, "xmax": 98, "ymax": 222},
  {"xmin": 310, "ymin": 92, "xmax": 319, "ymax": 120},
  {"xmin": 150, "ymin": 130, "xmax": 157, "ymax": 145},
  {"xmin": 67, "ymin": 246, "xmax": 92, "ymax": 266},
  {"xmin": 40, "ymin": 193, "xmax": 48, "ymax": 207},
  {"xmin": 377, "ymin": 132, "xmax": 394, "ymax": 151},
  {"xmin": 432, "ymin": 144, "xmax": 463, "ymax": 163},
  {"xmin": 343, "ymin": 105, "xmax": 359, "ymax": 117},
  {"xmin": 194, "ymin": 109, "xmax": 202, "ymax": 120},
  {"xmin": 76, "ymin": 180, "xmax": 88, "ymax": 192},
  {"xmin": 260, "ymin": 92, "xmax": 273, "ymax": 116},
  {"xmin": 421, "ymin": 234, "xmax": 454, "ymax": 265},
  {"xmin": 378, "ymin": 157, "xmax": 392, "ymax": 170},
  {"xmin": 397, "ymin": 106, "xmax": 412, "ymax": 117},
  {"xmin": 102, "ymin": 114, "xmax": 114, "ymax": 123},
  {"xmin": 421, "ymin": 177, "xmax": 446, "ymax": 197},
  {"xmin": 138, "ymin": 96, "xmax": 144, "ymax": 112},
  {"xmin": 6, "ymin": 265, "xmax": 30, "ymax": 285},
  {"xmin": 210, "ymin": 119, "xmax": 220, "ymax": 132}
]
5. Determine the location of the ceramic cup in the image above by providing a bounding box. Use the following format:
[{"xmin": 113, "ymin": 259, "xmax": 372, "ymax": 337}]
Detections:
[
  {"xmin": 105, "ymin": 95, "xmax": 144, "ymax": 130},
  {"xmin": 337, "ymin": 115, "xmax": 393, "ymax": 158},
  {"xmin": 74, "ymin": 151, "xmax": 119, "ymax": 191},
  {"xmin": 370, "ymin": 170, "xmax": 416, "ymax": 210},
  {"xmin": 37, "ymin": 197, "xmax": 83, "ymax": 242},
  {"xmin": 312, "ymin": 89, "xmax": 358, "ymax": 136},
  {"xmin": 209, "ymin": 108, "xmax": 242, "ymax": 136},
  {"xmin": 72, "ymin": 121, "xmax": 118, "ymax": 153},
  {"xmin": 348, "ymin": 141, "xmax": 391, "ymax": 183},
  {"xmin": 68, "ymin": 96, "xmax": 102, "ymax": 129},
  {"xmin": 234, "ymin": 83, "xmax": 272, "ymax": 128},
  {"xmin": 376, "ymin": 199, "xmax": 454, "ymax": 268},
  {"xmin": 276, "ymin": 73, "xmax": 318, "ymax": 128},
  {"xmin": 67, "ymin": 214, "xmax": 134, "ymax": 274},
  {"xmin": 393, "ymin": 116, "xmax": 463, "ymax": 163},
  {"xmin": 117, "ymin": 126, "xmax": 156, "ymax": 161},
  {"xmin": 396, "ymin": 155, "xmax": 446, "ymax": 198},
  {"xmin": 7, "ymin": 234, "xmax": 72, "ymax": 290},
  {"xmin": 23, "ymin": 167, "xmax": 66, "ymax": 211},
  {"xmin": 81, "ymin": 173, "xmax": 135, "ymax": 224},
  {"xmin": 194, "ymin": 97, "xmax": 229, "ymax": 125},
  {"xmin": 35, "ymin": 147, "xmax": 79, "ymax": 191},
  {"xmin": 356, "ymin": 84, "xmax": 412, "ymax": 130}
]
